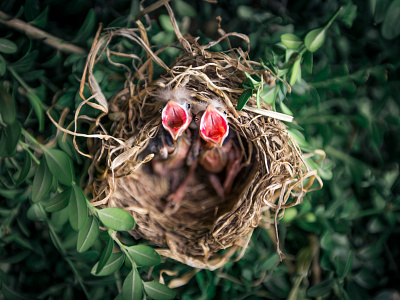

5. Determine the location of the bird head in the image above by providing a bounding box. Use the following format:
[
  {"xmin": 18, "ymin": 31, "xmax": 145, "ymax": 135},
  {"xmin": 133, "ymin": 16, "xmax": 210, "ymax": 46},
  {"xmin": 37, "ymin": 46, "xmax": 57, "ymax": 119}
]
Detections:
[
  {"xmin": 162, "ymin": 100, "xmax": 192, "ymax": 140},
  {"xmin": 199, "ymin": 104, "xmax": 229, "ymax": 147}
]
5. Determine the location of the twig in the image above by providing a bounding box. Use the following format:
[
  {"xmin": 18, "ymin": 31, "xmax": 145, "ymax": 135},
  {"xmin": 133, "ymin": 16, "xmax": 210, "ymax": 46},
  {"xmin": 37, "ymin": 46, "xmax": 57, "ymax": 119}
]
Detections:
[{"xmin": 0, "ymin": 10, "xmax": 86, "ymax": 54}]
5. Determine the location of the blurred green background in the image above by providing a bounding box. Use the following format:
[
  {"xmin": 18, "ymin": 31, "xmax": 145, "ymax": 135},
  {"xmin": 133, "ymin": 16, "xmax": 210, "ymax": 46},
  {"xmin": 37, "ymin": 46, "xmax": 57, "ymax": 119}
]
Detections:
[{"xmin": 0, "ymin": 0, "xmax": 399, "ymax": 299}]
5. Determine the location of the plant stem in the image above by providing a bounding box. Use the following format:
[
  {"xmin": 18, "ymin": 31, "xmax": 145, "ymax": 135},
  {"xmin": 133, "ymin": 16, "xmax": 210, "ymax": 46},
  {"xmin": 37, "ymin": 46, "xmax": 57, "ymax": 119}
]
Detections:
[
  {"xmin": 112, "ymin": 232, "xmax": 137, "ymax": 268},
  {"xmin": 324, "ymin": 7, "xmax": 343, "ymax": 30},
  {"xmin": 8, "ymin": 66, "xmax": 33, "ymax": 93},
  {"xmin": 21, "ymin": 128, "xmax": 46, "ymax": 152},
  {"xmin": 0, "ymin": 10, "xmax": 86, "ymax": 54},
  {"xmin": 19, "ymin": 141, "xmax": 40, "ymax": 164},
  {"xmin": 8, "ymin": 66, "xmax": 49, "ymax": 110}
]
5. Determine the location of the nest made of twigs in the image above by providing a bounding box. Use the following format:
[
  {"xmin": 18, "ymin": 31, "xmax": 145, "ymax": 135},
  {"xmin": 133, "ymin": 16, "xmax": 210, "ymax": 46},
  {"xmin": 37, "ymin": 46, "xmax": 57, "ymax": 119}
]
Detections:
[{"xmin": 54, "ymin": 3, "xmax": 321, "ymax": 270}]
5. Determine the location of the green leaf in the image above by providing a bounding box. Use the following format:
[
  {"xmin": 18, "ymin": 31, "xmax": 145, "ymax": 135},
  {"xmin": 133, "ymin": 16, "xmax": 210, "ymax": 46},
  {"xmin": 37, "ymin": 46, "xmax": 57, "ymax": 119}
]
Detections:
[
  {"xmin": 374, "ymin": 0, "xmax": 391, "ymax": 24},
  {"xmin": 296, "ymin": 247, "xmax": 314, "ymax": 275},
  {"xmin": 339, "ymin": 251, "xmax": 353, "ymax": 279},
  {"xmin": 174, "ymin": 0, "xmax": 196, "ymax": 17},
  {"xmin": 290, "ymin": 59, "xmax": 302, "ymax": 86},
  {"xmin": 44, "ymin": 188, "xmax": 71, "ymax": 212},
  {"xmin": 91, "ymin": 252, "xmax": 124, "ymax": 276},
  {"xmin": 97, "ymin": 207, "xmax": 136, "ymax": 231},
  {"xmin": 11, "ymin": 50, "xmax": 38, "ymax": 73},
  {"xmin": 26, "ymin": 92, "xmax": 44, "ymax": 132},
  {"xmin": 279, "ymin": 101, "xmax": 293, "ymax": 116},
  {"xmin": 68, "ymin": 183, "xmax": 88, "ymax": 231},
  {"xmin": 260, "ymin": 253, "xmax": 280, "ymax": 271},
  {"xmin": 42, "ymin": 51, "xmax": 62, "ymax": 68},
  {"xmin": 260, "ymin": 86, "xmax": 278, "ymax": 105},
  {"xmin": 143, "ymin": 281, "xmax": 175, "ymax": 300},
  {"xmin": 0, "ymin": 54, "xmax": 6, "ymax": 76},
  {"xmin": 96, "ymin": 235, "xmax": 114, "ymax": 274},
  {"xmin": 24, "ymin": 0, "xmax": 40, "ymax": 21},
  {"xmin": 5, "ymin": 121, "xmax": 21, "ymax": 156},
  {"xmin": 44, "ymin": 149, "xmax": 74, "ymax": 186},
  {"xmin": 29, "ymin": 6, "xmax": 49, "ymax": 28},
  {"xmin": 341, "ymin": 3, "xmax": 358, "ymax": 27},
  {"xmin": 303, "ymin": 51, "xmax": 313, "ymax": 74},
  {"xmin": 0, "ymin": 38, "xmax": 18, "ymax": 54},
  {"xmin": 27, "ymin": 203, "xmax": 47, "ymax": 222},
  {"xmin": 304, "ymin": 28, "xmax": 326, "ymax": 53},
  {"xmin": 77, "ymin": 215, "xmax": 100, "ymax": 253},
  {"xmin": 122, "ymin": 269, "xmax": 143, "ymax": 300},
  {"xmin": 72, "ymin": 9, "xmax": 96, "ymax": 43},
  {"xmin": 32, "ymin": 157, "xmax": 53, "ymax": 203},
  {"xmin": 306, "ymin": 278, "xmax": 335, "ymax": 297},
  {"xmin": 1, "ymin": 282, "xmax": 31, "ymax": 300},
  {"xmin": 287, "ymin": 128, "xmax": 312, "ymax": 150},
  {"xmin": 237, "ymin": 89, "xmax": 253, "ymax": 111},
  {"xmin": 381, "ymin": 0, "xmax": 400, "ymax": 39},
  {"xmin": 281, "ymin": 33, "xmax": 303, "ymax": 49},
  {"xmin": 16, "ymin": 150, "xmax": 32, "ymax": 186},
  {"xmin": 159, "ymin": 15, "xmax": 174, "ymax": 32},
  {"xmin": 126, "ymin": 245, "xmax": 161, "ymax": 267},
  {"xmin": 0, "ymin": 85, "xmax": 17, "ymax": 125}
]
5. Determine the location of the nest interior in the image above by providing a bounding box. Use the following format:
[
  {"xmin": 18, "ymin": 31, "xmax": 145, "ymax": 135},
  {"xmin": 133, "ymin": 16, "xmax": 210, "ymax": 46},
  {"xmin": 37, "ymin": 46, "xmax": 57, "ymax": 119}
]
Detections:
[{"xmin": 75, "ymin": 8, "xmax": 319, "ymax": 270}]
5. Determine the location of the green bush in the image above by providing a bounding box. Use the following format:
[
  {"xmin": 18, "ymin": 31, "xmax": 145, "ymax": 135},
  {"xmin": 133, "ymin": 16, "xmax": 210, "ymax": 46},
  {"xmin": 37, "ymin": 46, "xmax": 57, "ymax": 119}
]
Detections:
[{"xmin": 0, "ymin": 0, "xmax": 399, "ymax": 299}]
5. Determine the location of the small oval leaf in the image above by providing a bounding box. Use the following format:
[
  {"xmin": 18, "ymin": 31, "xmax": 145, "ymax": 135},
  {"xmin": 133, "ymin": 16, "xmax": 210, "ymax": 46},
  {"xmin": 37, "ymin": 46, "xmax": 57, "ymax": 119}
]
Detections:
[
  {"xmin": 381, "ymin": 0, "xmax": 400, "ymax": 39},
  {"xmin": 44, "ymin": 188, "xmax": 71, "ymax": 212},
  {"xmin": 279, "ymin": 101, "xmax": 293, "ymax": 116},
  {"xmin": 122, "ymin": 269, "xmax": 143, "ymax": 300},
  {"xmin": 0, "ymin": 38, "xmax": 18, "ymax": 54},
  {"xmin": 32, "ymin": 157, "xmax": 53, "ymax": 203},
  {"xmin": 27, "ymin": 203, "xmax": 47, "ymax": 222},
  {"xmin": 0, "ymin": 85, "xmax": 16, "ymax": 125},
  {"xmin": 126, "ymin": 245, "xmax": 161, "ymax": 267},
  {"xmin": 143, "ymin": 281, "xmax": 176, "ymax": 300},
  {"xmin": 281, "ymin": 33, "xmax": 303, "ymax": 49},
  {"xmin": 0, "ymin": 54, "xmax": 6, "ymax": 76},
  {"xmin": 304, "ymin": 28, "xmax": 326, "ymax": 53},
  {"xmin": 237, "ymin": 89, "xmax": 253, "ymax": 111},
  {"xmin": 68, "ymin": 183, "xmax": 88, "ymax": 231},
  {"xmin": 5, "ymin": 121, "xmax": 21, "ymax": 157},
  {"xmin": 16, "ymin": 150, "xmax": 32, "ymax": 186},
  {"xmin": 72, "ymin": 9, "xmax": 96, "ymax": 43},
  {"xmin": 1, "ymin": 282, "xmax": 31, "ymax": 300},
  {"xmin": 260, "ymin": 86, "xmax": 278, "ymax": 105},
  {"xmin": 77, "ymin": 215, "xmax": 100, "ymax": 253},
  {"xmin": 97, "ymin": 207, "xmax": 136, "ymax": 231},
  {"xmin": 306, "ymin": 278, "xmax": 335, "ymax": 297},
  {"xmin": 304, "ymin": 51, "xmax": 313, "ymax": 74},
  {"xmin": 97, "ymin": 235, "xmax": 114, "ymax": 274},
  {"xmin": 91, "ymin": 252, "xmax": 124, "ymax": 277},
  {"xmin": 290, "ymin": 59, "xmax": 302, "ymax": 86},
  {"xmin": 26, "ymin": 92, "xmax": 44, "ymax": 132},
  {"xmin": 44, "ymin": 149, "xmax": 74, "ymax": 186}
]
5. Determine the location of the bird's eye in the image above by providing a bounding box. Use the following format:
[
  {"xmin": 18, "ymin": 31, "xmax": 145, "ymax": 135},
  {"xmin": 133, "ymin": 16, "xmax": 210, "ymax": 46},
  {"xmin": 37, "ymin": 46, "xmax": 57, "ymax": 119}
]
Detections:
[
  {"xmin": 159, "ymin": 108, "xmax": 162, "ymax": 113},
  {"xmin": 195, "ymin": 117, "xmax": 199, "ymax": 122},
  {"xmin": 186, "ymin": 103, "xmax": 191, "ymax": 109},
  {"xmin": 223, "ymin": 110, "xmax": 227, "ymax": 115}
]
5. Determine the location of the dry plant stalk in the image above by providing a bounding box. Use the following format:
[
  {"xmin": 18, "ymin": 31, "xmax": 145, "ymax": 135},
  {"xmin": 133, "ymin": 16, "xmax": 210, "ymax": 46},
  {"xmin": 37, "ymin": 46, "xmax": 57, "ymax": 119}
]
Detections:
[{"xmin": 50, "ymin": 1, "xmax": 322, "ymax": 270}]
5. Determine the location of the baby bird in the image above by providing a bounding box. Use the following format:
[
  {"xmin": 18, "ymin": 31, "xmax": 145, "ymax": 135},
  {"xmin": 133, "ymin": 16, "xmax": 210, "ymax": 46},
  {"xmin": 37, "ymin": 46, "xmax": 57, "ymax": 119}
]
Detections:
[
  {"xmin": 152, "ymin": 87, "xmax": 193, "ymax": 172},
  {"xmin": 196, "ymin": 103, "xmax": 244, "ymax": 198},
  {"xmin": 160, "ymin": 88, "xmax": 193, "ymax": 140},
  {"xmin": 151, "ymin": 87, "xmax": 196, "ymax": 208}
]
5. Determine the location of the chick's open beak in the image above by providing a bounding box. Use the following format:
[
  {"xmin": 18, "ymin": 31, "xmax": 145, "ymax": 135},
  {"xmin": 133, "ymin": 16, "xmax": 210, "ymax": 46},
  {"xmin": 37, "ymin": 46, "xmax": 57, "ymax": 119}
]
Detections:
[
  {"xmin": 162, "ymin": 100, "xmax": 192, "ymax": 140},
  {"xmin": 199, "ymin": 105, "xmax": 229, "ymax": 147}
]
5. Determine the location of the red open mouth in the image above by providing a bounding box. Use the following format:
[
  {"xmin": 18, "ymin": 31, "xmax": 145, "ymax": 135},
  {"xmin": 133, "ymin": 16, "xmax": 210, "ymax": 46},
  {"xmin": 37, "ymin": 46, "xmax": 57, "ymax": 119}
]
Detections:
[
  {"xmin": 200, "ymin": 105, "xmax": 229, "ymax": 147},
  {"xmin": 162, "ymin": 101, "xmax": 190, "ymax": 140}
]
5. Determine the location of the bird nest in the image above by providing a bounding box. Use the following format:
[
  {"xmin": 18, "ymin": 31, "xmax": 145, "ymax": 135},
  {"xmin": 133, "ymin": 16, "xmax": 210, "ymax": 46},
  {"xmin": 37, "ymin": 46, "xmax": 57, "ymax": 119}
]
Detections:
[{"xmin": 57, "ymin": 4, "xmax": 321, "ymax": 270}]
